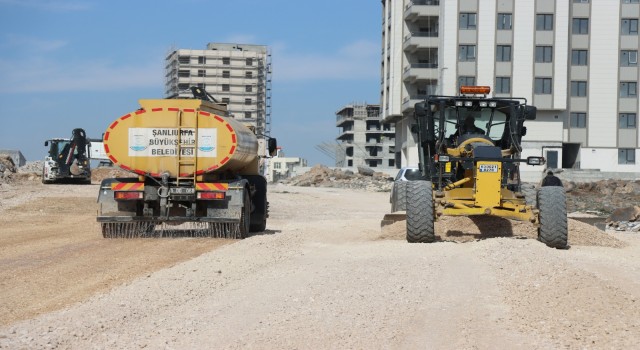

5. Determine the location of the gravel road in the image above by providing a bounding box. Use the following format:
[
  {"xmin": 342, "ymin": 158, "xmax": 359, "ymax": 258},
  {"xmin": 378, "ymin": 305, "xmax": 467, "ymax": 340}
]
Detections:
[{"xmin": 1, "ymin": 182, "xmax": 639, "ymax": 349}]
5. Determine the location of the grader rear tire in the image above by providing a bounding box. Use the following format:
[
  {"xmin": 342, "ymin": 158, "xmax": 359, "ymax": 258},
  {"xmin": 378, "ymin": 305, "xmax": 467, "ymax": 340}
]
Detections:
[
  {"xmin": 391, "ymin": 180, "xmax": 408, "ymax": 212},
  {"xmin": 537, "ymin": 186, "xmax": 568, "ymax": 249},
  {"xmin": 406, "ymin": 180, "xmax": 435, "ymax": 243}
]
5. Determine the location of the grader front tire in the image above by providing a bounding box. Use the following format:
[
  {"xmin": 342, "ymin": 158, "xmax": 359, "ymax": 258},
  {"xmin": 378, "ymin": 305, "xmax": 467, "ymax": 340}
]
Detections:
[
  {"xmin": 537, "ymin": 186, "xmax": 568, "ymax": 249},
  {"xmin": 406, "ymin": 180, "xmax": 435, "ymax": 243}
]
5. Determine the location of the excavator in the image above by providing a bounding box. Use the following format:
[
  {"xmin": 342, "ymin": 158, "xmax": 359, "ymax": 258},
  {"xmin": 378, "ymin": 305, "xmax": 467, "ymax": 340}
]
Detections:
[{"xmin": 42, "ymin": 128, "xmax": 94, "ymax": 184}]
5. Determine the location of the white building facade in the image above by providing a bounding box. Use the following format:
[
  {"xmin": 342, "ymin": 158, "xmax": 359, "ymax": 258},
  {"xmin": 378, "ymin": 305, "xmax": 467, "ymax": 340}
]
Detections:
[
  {"xmin": 164, "ymin": 43, "xmax": 272, "ymax": 138},
  {"xmin": 382, "ymin": 0, "xmax": 640, "ymax": 174}
]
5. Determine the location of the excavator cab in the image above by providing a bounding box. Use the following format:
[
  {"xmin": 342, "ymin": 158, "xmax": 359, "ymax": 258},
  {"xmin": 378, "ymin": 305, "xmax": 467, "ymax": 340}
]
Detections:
[{"xmin": 42, "ymin": 128, "xmax": 92, "ymax": 184}]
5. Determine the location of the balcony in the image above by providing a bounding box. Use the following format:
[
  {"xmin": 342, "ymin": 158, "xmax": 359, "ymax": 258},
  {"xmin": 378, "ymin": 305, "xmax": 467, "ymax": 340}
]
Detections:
[
  {"xmin": 405, "ymin": 1, "xmax": 440, "ymax": 22},
  {"xmin": 403, "ymin": 33, "xmax": 439, "ymax": 53},
  {"xmin": 403, "ymin": 63, "xmax": 438, "ymax": 83},
  {"xmin": 401, "ymin": 95, "xmax": 429, "ymax": 114},
  {"xmin": 337, "ymin": 130, "xmax": 354, "ymax": 141},
  {"xmin": 336, "ymin": 115, "xmax": 354, "ymax": 127}
]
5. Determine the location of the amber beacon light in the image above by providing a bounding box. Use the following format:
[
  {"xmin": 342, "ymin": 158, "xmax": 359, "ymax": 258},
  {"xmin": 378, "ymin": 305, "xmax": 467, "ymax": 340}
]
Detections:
[{"xmin": 460, "ymin": 86, "xmax": 491, "ymax": 95}]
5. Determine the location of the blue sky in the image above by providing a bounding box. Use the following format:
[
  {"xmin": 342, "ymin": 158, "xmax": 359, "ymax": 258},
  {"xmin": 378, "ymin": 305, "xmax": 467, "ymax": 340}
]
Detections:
[{"xmin": 0, "ymin": 0, "xmax": 381, "ymax": 166}]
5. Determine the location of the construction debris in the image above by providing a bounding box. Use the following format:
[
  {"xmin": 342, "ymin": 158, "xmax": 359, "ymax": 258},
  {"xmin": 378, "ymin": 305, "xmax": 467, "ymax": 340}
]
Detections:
[
  {"xmin": 281, "ymin": 165, "xmax": 393, "ymax": 192},
  {"xmin": 606, "ymin": 206, "xmax": 640, "ymax": 232}
]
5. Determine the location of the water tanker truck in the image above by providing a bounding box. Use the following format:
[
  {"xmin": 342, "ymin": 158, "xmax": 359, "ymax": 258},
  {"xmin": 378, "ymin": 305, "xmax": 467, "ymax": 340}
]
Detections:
[{"xmin": 96, "ymin": 92, "xmax": 276, "ymax": 238}]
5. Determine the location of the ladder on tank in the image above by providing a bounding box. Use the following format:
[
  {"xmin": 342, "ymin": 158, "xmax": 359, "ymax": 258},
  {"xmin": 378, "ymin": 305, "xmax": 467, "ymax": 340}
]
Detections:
[{"xmin": 176, "ymin": 110, "xmax": 197, "ymax": 187}]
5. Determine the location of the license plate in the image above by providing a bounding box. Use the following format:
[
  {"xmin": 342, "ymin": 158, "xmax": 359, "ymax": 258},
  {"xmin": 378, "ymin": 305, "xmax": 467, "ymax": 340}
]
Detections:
[
  {"xmin": 479, "ymin": 164, "xmax": 498, "ymax": 173},
  {"xmin": 170, "ymin": 187, "xmax": 195, "ymax": 194}
]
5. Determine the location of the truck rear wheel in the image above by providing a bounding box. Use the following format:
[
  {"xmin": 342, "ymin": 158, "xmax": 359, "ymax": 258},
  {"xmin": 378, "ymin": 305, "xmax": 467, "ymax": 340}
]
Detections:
[
  {"xmin": 406, "ymin": 180, "xmax": 435, "ymax": 243},
  {"xmin": 239, "ymin": 189, "xmax": 251, "ymax": 238},
  {"xmin": 537, "ymin": 186, "xmax": 568, "ymax": 249},
  {"xmin": 391, "ymin": 180, "xmax": 408, "ymax": 212}
]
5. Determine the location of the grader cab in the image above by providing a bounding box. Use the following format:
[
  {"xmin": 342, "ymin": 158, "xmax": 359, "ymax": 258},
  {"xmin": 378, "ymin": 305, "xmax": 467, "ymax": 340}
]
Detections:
[{"xmin": 397, "ymin": 86, "xmax": 568, "ymax": 249}]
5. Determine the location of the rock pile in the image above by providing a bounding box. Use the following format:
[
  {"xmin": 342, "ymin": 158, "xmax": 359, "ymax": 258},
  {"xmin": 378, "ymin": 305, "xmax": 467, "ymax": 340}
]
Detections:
[
  {"xmin": 0, "ymin": 160, "xmax": 44, "ymax": 184},
  {"xmin": 565, "ymin": 180, "xmax": 640, "ymax": 214},
  {"xmin": 280, "ymin": 165, "xmax": 393, "ymax": 192},
  {"xmin": 606, "ymin": 206, "xmax": 640, "ymax": 232},
  {"xmin": 0, "ymin": 156, "xmax": 16, "ymax": 180}
]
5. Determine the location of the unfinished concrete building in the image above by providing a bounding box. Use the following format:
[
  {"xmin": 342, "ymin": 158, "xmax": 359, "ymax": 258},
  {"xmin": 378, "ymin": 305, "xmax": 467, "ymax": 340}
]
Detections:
[
  {"xmin": 336, "ymin": 104, "xmax": 395, "ymax": 168},
  {"xmin": 164, "ymin": 43, "xmax": 272, "ymax": 138}
]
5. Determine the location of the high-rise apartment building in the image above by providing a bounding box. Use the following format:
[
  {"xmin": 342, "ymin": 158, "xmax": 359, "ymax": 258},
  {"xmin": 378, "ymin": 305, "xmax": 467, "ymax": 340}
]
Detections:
[
  {"xmin": 381, "ymin": 0, "xmax": 640, "ymax": 174},
  {"xmin": 164, "ymin": 43, "xmax": 272, "ymax": 137},
  {"xmin": 336, "ymin": 103, "xmax": 396, "ymax": 168}
]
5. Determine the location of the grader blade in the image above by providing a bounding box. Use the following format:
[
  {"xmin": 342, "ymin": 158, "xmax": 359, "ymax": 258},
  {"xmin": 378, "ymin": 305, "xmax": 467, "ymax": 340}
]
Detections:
[{"xmin": 381, "ymin": 212, "xmax": 407, "ymax": 228}]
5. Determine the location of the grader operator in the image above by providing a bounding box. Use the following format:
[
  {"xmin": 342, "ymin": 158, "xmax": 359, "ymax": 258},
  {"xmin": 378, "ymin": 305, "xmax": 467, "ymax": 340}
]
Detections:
[{"xmin": 393, "ymin": 86, "xmax": 568, "ymax": 249}]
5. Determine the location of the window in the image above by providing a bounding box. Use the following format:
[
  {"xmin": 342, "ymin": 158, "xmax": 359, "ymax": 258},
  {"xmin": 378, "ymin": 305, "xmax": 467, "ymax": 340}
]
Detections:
[
  {"xmin": 497, "ymin": 13, "xmax": 512, "ymax": 30},
  {"xmin": 458, "ymin": 45, "xmax": 476, "ymax": 61},
  {"xmin": 221, "ymin": 98, "xmax": 230, "ymax": 104},
  {"xmin": 178, "ymin": 56, "xmax": 190, "ymax": 64},
  {"xmin": 496, "ymin": 45, "xmax": 512, "ymax": 62},
  {"xmin": 222, "ymin": 57, "xmax": 230, "ymax": 65},
  {"xmin": 572, "ymin": 18, "xmax": 589, "ymax": 34},
  {"xmin": 621, "ymin": 50, "xmax": 638, "ymax": 66},
  {"xmin": 198, "ymin": 56, "xmax": 205, "ymax": 64},
  {"xmin": 245, "ymin": 98, "xmax": 252, "ymax": 105},
  {"xmin": 572, "ymin": 50, "xmax": 588, "ymax": 65},
  {"xmin": 573, "ymin": 0, "xmax": 589, "ymax": 2},
  {"xmin": 570, "ymin": 112, "xmax": 587, "ymax": 128},
  {"xmin": 222, "ymin": 84, "xmax": 230, "ymax": 92},
  {"xmin": 623, "ymin": 0, "xmax": 640, "ymax": 3},
  {"xmin": 535, "ymin": 46, "xmax": 553, "ymax": 63},
  {"xmin": 245, "ymin": 85, "xmax": 253, "ymax": 92},
  {"xmin": 246, "ymin": 58, "xmax": 253, "ymax": 66},
  {"xmin": 222, "ymin": 70, "xmax": 230, "ymax": 78},
  {"xmin": 620, "ymin": 82, "xmax": 638, "ymax": 97},
  {"xmin": 178, "ymin": 83, "xmax": 189, "ymax": 91},
  {"xmin": 197, "ymin": 70, "xmax": 205, "ymax": 77},
  {"xmin": 536, "ymin": 14, "xmax": 553, "ymax": 30},
  {"xmin": 458, "ymin": 76, "xmax": 475, "ymax": 90},
  {"xmin": 535, "ymin": 78, "xmax": 553, "ymax": 94},
  {"xmin": 178, "ymin": 70, "xmax": 190, "ymax": 77},
  {"xmin": 571, "ymin": 81, "xmax": 588, "ymax": 97},
  {"xmin": 459, "ymin": 13, "xmax": 477, "ymax": 29},
  {"xmin": 245, "ymin": 71, "xmax": 253, "ymax": 78},
  {"xmin": 619, "ymin": 113, "xmax": 637, "ymax": 128},
  {"xmin": 496, "ymin": 77, "xmax": 511, "ymax": 94},
  {"xmin": 274, "ymin": 162, "xmax": 281, "ymax": 169},
  {"xmin": 244, "ymin": 112, "xmax": 252, "ymax": 119},
  {"xmin": 619, "ymin": 149, "xmax": 636, "ymax": 165},
  {"xmin": 622, "ymin": 18, "xmax": 639, "ymax": 35}
]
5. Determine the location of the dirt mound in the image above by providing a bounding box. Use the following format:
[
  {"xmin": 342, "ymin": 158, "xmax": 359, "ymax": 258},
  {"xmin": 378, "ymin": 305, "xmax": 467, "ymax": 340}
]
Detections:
[
  {"xmin": 379, "ymin": 216, "xmax": 627, "ymax": 248},
  {"xmin": 91, "ymin": 167, "xmax": 135, "ymax": 182},
  {"xmin": 281, "ymin": 165, "xmax": 392, "ymax": 192}
]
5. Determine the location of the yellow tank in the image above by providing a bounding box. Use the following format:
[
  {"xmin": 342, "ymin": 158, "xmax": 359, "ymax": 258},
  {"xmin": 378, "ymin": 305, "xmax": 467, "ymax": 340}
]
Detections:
[{"xmin": 103, "ymin": 99, "xmax": 259, "ymax": 177}]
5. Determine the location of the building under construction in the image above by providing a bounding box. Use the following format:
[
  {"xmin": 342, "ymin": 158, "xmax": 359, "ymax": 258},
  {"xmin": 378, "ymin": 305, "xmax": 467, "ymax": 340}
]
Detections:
[
  {"xmin": 335, "ymin": 103, "xmax": 396, "ymax": 168},
  {"xmin": 164, "ymin": 43, "xmax": 272, "ymax": 138}
]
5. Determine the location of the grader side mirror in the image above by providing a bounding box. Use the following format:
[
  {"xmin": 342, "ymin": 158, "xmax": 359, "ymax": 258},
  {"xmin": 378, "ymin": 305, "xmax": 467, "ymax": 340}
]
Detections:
[
  {"xmin": 268, "ymin": 138, "xmax": 278, "ymax": 157},
  {"xmin": 415, "ymin": 102, "xmax": 427, "ymax": 117},
  {"xmin": 524, "ymin": 106, "xmax": 537, "ymax": 120}
]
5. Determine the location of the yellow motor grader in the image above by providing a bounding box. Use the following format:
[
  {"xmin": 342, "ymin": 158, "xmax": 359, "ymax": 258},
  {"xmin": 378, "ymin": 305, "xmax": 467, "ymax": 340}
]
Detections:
[{"xmin": 394, "ymin": 86, "xmax": 568, "ymax": 249}]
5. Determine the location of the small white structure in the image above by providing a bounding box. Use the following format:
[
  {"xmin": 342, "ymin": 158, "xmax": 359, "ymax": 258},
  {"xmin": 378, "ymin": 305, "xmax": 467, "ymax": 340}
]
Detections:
[{"xmin": 266, "ymin": 148, "xmax": 308, "ymax": 183}]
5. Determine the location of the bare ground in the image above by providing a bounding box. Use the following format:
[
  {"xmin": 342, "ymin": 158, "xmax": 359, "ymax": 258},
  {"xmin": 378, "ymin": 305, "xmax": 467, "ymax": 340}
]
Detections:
[{"xmin": 0, "ymin": 181, "xmax": 639, "ymax": 349}]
